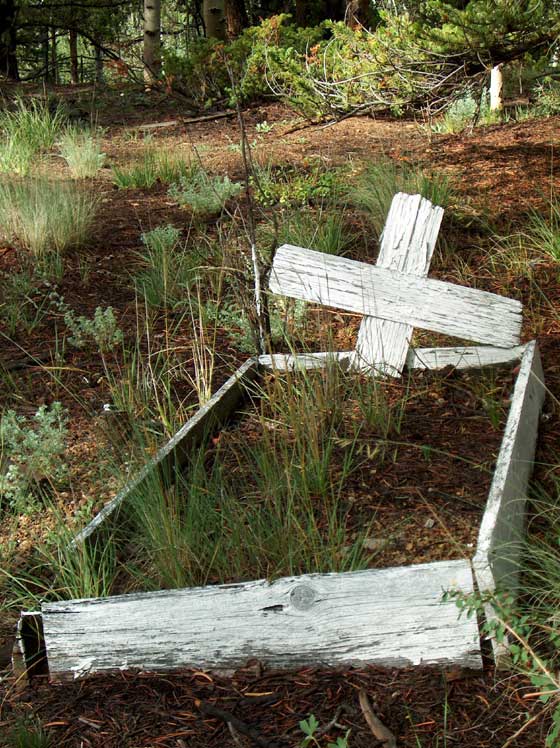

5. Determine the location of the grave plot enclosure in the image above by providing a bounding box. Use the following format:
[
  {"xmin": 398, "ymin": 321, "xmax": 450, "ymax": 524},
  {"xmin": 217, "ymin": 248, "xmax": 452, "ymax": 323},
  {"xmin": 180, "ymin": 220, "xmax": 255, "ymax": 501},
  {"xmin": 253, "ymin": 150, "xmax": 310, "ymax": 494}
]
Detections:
[{"xmin": 16, "ymin": 194, "xmax": 545, "ymax": 680}]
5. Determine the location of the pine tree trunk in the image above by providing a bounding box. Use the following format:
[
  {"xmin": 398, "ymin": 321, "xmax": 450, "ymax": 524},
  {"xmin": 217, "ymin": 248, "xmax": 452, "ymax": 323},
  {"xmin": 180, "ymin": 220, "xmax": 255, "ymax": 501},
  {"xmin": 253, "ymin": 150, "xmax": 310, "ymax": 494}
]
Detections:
[
  {"xmin": 203, "ymin": 0, "xmax": 226, "ymax": 40},
  {"xmin": 143, "ymin": 0, "xmax": 161, "ymax": 83},
  {"xmin": 94, "ymin": 43, "xmax": 104, "ymax": 83},
  {"xmin": 0, "ymin": 0, "xmax": 18, "ymax": 80},
  {"xmin": 42, "ymin": 25, "xmax": 50, "ymax": 83},
  {"xmin": 50, "ymin": 27, "xmax": 57, "ymax": 85},
  {"xmin": 224, "ymin": 0, "xmax": 247, "ymax": 39},
  {"xmin": 69, "ymin": 28, "xmax": 79, "ymax": 84}
]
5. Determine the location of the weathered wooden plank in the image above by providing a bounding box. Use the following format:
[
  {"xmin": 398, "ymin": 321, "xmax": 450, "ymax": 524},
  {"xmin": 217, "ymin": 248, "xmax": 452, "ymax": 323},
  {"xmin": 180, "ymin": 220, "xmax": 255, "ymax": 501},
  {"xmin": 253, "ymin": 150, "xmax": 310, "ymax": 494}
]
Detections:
[
  {"xmin": 258, "ymin": 352, "xmax": 354, "ymax": 371},
  {"xmin": 269, "ymin": 244, "xmax": 522, "ymax": 348},
  {"xmin": 406, "ymin": 345, "xmax": 527, "ymax": 371},
  {"xmin": 73, "ymin": 359, "xmax": 260, "ymax": 545},
  {"xmin": 259, "ymin": 347, "xmax": 526, "ymax": 373},
  {"xmin": 41, "ymin": 560, "xmax": 481, "ymax": 679},
  {"xmin": 355, "ymin": 193, "xmax": 444, "ymax": 375},
  {"xmin": 473, "ymin": 341, "xmax": 545, "ymax": 595}
]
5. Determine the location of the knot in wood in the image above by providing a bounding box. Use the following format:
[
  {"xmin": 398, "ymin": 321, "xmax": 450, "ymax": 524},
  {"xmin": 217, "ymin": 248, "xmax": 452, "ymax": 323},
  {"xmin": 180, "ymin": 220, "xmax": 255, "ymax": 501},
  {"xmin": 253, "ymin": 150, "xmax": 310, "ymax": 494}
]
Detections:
[{"xmin": 290, "ymin": 584, "xmax": 316, "ymax": 610}]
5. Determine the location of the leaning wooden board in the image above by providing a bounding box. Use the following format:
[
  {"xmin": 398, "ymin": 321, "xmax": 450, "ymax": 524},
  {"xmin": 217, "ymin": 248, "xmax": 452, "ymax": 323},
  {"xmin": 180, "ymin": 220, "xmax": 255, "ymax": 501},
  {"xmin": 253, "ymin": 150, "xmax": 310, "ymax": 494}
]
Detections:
[
  {"xmin": 355, "ymin": 192, "xmax": 444, "ymax": 375},
  {"xmin": 270, "ymin": 244, "xmax": 522, "ymax": 348},
  {"xmin": 41, "ymin": 560, "xmax": 481, "ymax": 680}
]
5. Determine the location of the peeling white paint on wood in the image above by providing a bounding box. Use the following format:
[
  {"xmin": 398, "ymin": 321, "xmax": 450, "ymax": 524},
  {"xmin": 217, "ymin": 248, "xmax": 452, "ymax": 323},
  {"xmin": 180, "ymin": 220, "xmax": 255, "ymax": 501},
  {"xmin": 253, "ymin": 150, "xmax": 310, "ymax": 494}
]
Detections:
[
  {"xmin": 355, "ymin": 193, "xmax": 444, "ymax": 375},
  {"xmin": 473, "ymin": 341, "xmax": 545, "ymax": 595},
  {"xmin": 42, "ymin": 560, "xmax": 481, "ymax": 679},
  {"xmin": 258, "ymin": 347, "xmax": 526, "ymax": 373},
  {"xmin": 406, "ymin": 345, "xmax": 527, "ymax": 371},
  {"xmin": 258, "ymin": 352, "xmax": 354, "ymax": 371},
  {"xmin": 270, "ymin": 244, "xmax": 522, "ymax": 349},
  {"xmin": 73, "ymin": 358, "xmax": 259, "ymax": 545}
]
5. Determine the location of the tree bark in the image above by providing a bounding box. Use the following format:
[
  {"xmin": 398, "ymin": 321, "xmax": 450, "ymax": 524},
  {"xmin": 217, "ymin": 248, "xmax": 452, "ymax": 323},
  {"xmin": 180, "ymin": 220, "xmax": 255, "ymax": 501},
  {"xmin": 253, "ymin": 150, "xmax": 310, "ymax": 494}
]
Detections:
[
  {"xmin": 42, "ymin": 25, "xmax": 50, "ymax": 83},
  {"xmin": 224, "ymin": 0, "xmax": 247, "ymax": 39},
  {"xmin": 143, "ymin": 0, "xmax": 161, "ymax": 84},
  {"xmin": 50, "ymin": 26, "xmax": 57, "ymax": 85},
  {"xmin": 94, "ymin": 43, "xmax": 104, "ymax": 83},
  {"xmin": 69, "ymin": 28, "xmax": 79, "ymax": 84},
  {"xmin": 0, "ymin": 0, "xmax": 18, "ymax": 80},
  {"xmin": 345, "ymin": 0, "xmax": 376, "ymax": 30},
  {"xmin": 203, "ymin": 0, "xmax": 226, "ymax": 40},
  {"xmin": 490, "ymin": 64, "xmax": 504, "ymax": 112}
]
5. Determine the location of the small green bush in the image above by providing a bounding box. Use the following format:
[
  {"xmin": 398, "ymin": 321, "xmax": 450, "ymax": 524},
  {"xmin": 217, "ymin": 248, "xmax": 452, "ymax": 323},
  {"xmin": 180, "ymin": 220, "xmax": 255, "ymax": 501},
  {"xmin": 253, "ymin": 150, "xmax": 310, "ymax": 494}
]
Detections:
[
  {"xmin": 0, "ymin": 178, "xmax": 98, "ymax": 258},
  {"xmin": 169, "ymin": 168, "xmax": 242, "ymax": 215},
  {"xmin": 59, "ymin": 126, "xmax": 106, "ymax": 178},
  {"xmin": 0, "ymin": 402, "xmax": 68, "ymax": 513},
  {"xmin": 64, "ymin": 306, "xmax": 123, "ymax": 353}
]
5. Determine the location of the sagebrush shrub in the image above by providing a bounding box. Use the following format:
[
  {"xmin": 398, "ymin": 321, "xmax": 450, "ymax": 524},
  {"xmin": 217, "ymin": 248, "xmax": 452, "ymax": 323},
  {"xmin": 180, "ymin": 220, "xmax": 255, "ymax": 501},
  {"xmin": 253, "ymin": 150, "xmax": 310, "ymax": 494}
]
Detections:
[{"xmin": 0, "ymin": 402, "xmax": 68, "ymax": 512}]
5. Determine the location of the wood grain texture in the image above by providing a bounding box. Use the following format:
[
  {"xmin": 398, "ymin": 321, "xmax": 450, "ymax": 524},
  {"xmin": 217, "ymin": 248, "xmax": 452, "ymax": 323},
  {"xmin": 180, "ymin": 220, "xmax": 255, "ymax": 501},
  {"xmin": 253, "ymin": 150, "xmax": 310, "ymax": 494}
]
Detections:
[
  {"xmin": 473, "ymin": 341, "xmax": 545, "ymax": 595},
  {"xmin": 406, "ymin": 345, "xmax": 526, "ymax": 371},
  {"xmin": 259, "ymin": 347, "xmax": 526, "ymax": 373},
  {"xmin": 42, "ymin": 560, "xmax": 481, "ymax": 679},
  {"xmin": 355, "ymin": 193, "xmax": 444, "ymax": 375},
  {"xmin": 73, "ymin": 359, "xmax": 259, "ymax": 545},
  {"xmin": 269, "ymin": 244, "xmax": 522, "ymax": 348}
]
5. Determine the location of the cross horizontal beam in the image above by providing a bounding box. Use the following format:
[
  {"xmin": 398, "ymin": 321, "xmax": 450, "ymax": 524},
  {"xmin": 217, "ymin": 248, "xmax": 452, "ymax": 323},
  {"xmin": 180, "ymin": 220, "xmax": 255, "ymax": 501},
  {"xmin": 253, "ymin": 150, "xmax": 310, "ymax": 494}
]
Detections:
[{"xmin": 270, "ymin": 244, "xmax": 522, "ymax": 349}]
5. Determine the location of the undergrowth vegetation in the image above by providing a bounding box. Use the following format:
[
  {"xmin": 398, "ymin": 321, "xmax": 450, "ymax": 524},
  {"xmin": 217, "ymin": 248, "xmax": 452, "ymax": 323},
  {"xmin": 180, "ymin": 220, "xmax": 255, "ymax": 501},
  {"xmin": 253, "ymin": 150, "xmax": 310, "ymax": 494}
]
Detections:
[
  {"xmin": 0, "ymin": 178, "xmax": 98, "ymax": 259},
  {"xmin": 1, "ymin": 81, "xmax": 560, "ymax": 745}
]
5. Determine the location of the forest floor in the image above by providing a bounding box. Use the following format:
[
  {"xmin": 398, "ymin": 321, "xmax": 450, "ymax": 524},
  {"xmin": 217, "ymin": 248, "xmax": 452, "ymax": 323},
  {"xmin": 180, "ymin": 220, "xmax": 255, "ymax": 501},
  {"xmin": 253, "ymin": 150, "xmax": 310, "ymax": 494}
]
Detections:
[{"xmin": 0, "ymin": 83, "xmax": 559, "ymax": 747}]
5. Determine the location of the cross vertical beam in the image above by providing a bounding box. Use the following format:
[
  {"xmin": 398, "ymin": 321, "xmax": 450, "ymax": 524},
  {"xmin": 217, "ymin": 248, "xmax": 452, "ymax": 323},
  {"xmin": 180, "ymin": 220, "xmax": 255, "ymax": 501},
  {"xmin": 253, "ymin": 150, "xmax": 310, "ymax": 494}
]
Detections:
[{"xmin": 354, "ymin": 193, "xmax": 444, "ymax": 376}]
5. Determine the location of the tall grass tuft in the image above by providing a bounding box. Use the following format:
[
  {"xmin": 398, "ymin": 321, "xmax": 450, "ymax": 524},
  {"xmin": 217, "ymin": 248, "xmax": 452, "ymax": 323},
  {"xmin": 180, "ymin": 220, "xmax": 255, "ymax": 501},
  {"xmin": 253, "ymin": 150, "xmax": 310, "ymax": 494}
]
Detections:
[
  {"xmin": 0, "ymin": 178, "xmax": 98, "ymax": 258},
  {"xmin": 133, "ymin": 224, "xmax": 205, "ymax": 310},
  {"xmin": 527, "ymin": 200, "xmax": 560, "ymax": 262},
  {"xmin": 59, "ymin": 126, "xmax": 106, "ymax": 178},
  {"xmin": 0, "ymin": 96, "xmax": 66, "ymax": 175},
  {"xmin": 119, "ymin": 363, "xmax": 411, "ymax": 590},
  {"xmin": 259, "ymin": 205, "xmax": 351, "ymax": 256},
  {"xmin": 350, "ymin": 159, "xmax": 453, "ymax": 239},
  {"xmin": 112, "ymin": 147, "xmax": 191, "ymax": 188}
]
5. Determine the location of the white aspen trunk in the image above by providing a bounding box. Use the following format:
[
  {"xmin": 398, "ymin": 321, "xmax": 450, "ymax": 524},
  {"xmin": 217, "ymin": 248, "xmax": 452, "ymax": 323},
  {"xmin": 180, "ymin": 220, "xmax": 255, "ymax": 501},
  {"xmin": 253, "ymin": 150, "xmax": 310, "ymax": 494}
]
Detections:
[
  {"xmin": 490, "ymin": 65, "xmax": 504, "ymax": 111},
  {"xmin": 203, "ymin": 0, "xmax": 226, "ymax": 40},
  {"xmin": 143, "ymin": 0, "xmax": 161, "ymax": 84}
]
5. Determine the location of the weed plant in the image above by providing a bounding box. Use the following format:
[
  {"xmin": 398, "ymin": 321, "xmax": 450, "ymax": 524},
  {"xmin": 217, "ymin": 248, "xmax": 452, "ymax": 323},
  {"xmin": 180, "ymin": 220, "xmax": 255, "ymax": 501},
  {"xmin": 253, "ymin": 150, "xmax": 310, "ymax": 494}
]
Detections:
[
  {"xmin": 251, "ymin": 160, "xmax": 342, "ymax": 207},
  {"xmin": 59, "ymin": 126, "xmax": 106, "ymax": 178},
  {"xmin": 527, "ymin": 200, "xmax": 560, "ymax": 262},
  {"xmin": 169, "ymin": 166, "xmax": 242, "ymax": 215},
  {"xmin": 350, "ymin": 159, "xmax": 453, "ymax": 239},
  {"xmin": 0, "ymin": 178, "xmax": 98, "ymax": 259},
  {"xmin": 112, "ymin": 147, "xmax": 191, "ymax": 188},
  {"xmin": 133, "ymin": 224, "xmax": 205, "ymax": 309},
  {"xmin": 258, "ymin": 205, "xmax": 351, "ymax": 256},
  {"xmin": 0, "ymin": 403, "xmax": 68, "ymax": 514},
  {"xmin": 0, "ymin": 96, "xmax": 66, "ymax": 176},
  {"xmin": 0, "ymin": 270, "xmax": 51, "ymax": 336},
  {"xmin": 5, "ymin": 717, "xmax": 51, "ymax": 748}
]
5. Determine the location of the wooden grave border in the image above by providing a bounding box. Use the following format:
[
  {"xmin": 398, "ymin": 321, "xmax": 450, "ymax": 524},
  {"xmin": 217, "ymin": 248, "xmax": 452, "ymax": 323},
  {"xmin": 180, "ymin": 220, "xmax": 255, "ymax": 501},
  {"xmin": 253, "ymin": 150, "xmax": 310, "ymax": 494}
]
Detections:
[{"xmin": 14, "ymin": 194, "xmax": 545, "ymax": 680}]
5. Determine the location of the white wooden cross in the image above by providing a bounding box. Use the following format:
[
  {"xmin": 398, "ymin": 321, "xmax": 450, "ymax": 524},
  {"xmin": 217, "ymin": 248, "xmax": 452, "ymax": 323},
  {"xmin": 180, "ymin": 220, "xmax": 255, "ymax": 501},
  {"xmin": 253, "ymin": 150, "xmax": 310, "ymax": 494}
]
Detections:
[{"xmin": 269, "ymin": 192, "xmax": 522, "ymax": 376}]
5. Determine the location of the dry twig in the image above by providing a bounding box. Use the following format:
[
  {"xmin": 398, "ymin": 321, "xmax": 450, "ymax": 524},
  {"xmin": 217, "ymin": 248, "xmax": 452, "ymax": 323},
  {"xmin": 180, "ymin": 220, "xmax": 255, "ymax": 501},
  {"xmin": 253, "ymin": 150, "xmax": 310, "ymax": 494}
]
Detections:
[{"xmin": 358, "ymin": 689, "xmax": 397, "ymax": 748}]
